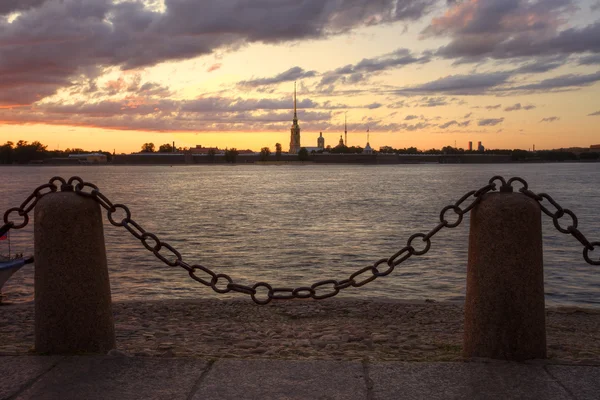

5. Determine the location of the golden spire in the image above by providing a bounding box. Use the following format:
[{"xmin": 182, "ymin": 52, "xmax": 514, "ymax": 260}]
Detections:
[
  {"xmin": 293, "ymin": 81, "xmax": 297, "ymax": 120},
  {"xmin": 344, "ymin": 111, "xmax": 347, "ymax": 146}
]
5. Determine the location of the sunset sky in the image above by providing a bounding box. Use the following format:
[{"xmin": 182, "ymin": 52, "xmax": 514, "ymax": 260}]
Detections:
[{"xmin": 1, "ymin": 0, "xmax": 599, "ymax": 153}]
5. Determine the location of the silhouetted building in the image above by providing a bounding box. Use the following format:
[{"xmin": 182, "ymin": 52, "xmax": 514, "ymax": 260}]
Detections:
[
  {"xmin": 363, "ymin": 129, "xmax": 372, "ymax": 154},
  {"xmin": 189, "ymin": 145, "xmax": 222, "ymax": 155},
  {"xmin": 289, "ymin": 82, "xmax": 301, "ymax": 154},
  {"xmin": 477, "ymin": 141, "xmax": 485, "ymax": 152},
  {"xmin": 68, "ymin": 153, "xmax": 107, "ymax": 163},
  {"xmin": 318, "ymin": 132, "xmax": 325, "ymax": 149},
  {"xmin": 468, "ymin": 141, "xmax": 473, "ymax": 151}
]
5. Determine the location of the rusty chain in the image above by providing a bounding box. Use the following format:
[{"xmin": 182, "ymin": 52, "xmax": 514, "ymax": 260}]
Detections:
[{"xmin": 1, "ymin": 175, "xmax": 598, "ymax": 305}]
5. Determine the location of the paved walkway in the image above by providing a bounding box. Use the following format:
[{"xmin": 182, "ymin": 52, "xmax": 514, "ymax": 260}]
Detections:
[{"xmin": 2, "ymin": 355, "xmax": 599, "ymax": 400}]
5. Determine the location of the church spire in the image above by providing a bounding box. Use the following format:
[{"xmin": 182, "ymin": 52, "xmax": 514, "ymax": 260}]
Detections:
[
  {"xmin": 344, "ymin": 112, "xmax": 347, "ymax": 146},
  {"xmin": 293, "ymin": 81, "xmax": 297, "ymax": 120}
]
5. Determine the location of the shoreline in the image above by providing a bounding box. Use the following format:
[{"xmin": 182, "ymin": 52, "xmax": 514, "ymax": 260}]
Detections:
[{"xmin": 1, "ymin": 299, "xmax": 599, "ymax": 364}]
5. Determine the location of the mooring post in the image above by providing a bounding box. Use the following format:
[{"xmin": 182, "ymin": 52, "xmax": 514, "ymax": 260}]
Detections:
[
  {"xmin": 463, "ymin": 189, "xmax": 546, "ymax": 360},
  {"xmin": 34, "ymin": 191, "xmax": 115, "ymax": 354}
]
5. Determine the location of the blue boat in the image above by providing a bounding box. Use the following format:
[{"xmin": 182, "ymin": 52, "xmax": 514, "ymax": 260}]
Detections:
[
  {"xmin": 0, "ymin": 230, "xmax": 33, "ymax": 297},
  {"xmin": 0, "ymin": 257, "xmax": 29, "ymax": 289}
]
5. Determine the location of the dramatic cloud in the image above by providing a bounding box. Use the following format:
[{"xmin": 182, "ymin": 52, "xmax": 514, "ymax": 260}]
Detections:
[
  {"xmin": 540, "ymin": 116, "xmax": 560, "ymax": 122},
  {"xmin": 402, "ymin": 68, "xmax": 600, "ymax": 97},
  {"xmin": 439, "ymin": 120, "xmax": 471, "ymax": 129},
  {"xmin": 423, "ymin": 0, "xmax": 600, "ymax": 62},
  {"xmin": 512, "ymin": 57, "xmax": 565, "ymax": 74},
  {"xmin": 504, "ymin": 103, "xmax": 536, "ymax": 111},
  {"xmin": 588, "ymin": 110, "xmax": 600, "ymax": 116},
  {"xmin": 578, "ymin": 54, "xmax": 600, "ymax": 65},
  {"xmin": 319, "ymin": 48, "xmax": 430, "ymax": 86},
  {"xmin": 387, "ymin": 100, "xmax": 410, "ymax": 109},
  {"xmin": 239, "ymin": 67, "xmax": 317, "ymax": 87},
  {"xmin": 508, "ymin": 71, "xmax": 600, "ymax": 92},
  {"xmin": 0, "ymin": 100, "xmax": 333, "ymax": 132},
  {"xmin": 478, "ymin": 118, "xmax": 504, "ymax": 126},
  {"xmin": 0, "ymin": 0, "xmax": 437, "ymax": 106},
  {"xmin": 404, "ymin": 115, "xmax": 419, "ymax": 120},
  {"xmin": 397, "ymin": 72, "xmax": 511, "ymax": 95},
  {"xmin": 414, "ymin": 97, "xmax": 450, "ymax": 107}
]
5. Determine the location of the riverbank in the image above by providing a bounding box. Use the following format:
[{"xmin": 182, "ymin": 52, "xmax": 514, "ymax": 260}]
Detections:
[{"xmin": 1, "ymin": 299, "xmax": 598, "ymax": 363}]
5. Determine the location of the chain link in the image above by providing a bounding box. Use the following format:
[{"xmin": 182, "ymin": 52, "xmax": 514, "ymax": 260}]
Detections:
[{"xmin": 2, "ymin": 175, "xmax": 598, "ymax": 304}]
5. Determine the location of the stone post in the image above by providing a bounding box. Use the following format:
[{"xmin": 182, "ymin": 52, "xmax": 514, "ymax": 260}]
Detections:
[
  {"xmin": 34, "ymin": 191, "xmax": 115, "ymax": 354},
  {"xmin": 463, "ymin": 191, "xmax": 546, "ymax": 360}
]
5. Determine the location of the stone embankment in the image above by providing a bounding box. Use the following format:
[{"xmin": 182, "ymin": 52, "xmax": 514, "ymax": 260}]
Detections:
[{"xmin": 1, "ymin": 299, "xmax": 598, "ymax": 363}]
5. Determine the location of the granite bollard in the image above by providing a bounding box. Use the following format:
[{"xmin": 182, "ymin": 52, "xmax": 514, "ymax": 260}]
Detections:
[
  {"xmin": 464, "ymin": 191, "xmax": 546, "ymax": 360},
  {"xmin": 34, "ymin": 191, "xmax": 115, "ymax": 354}
]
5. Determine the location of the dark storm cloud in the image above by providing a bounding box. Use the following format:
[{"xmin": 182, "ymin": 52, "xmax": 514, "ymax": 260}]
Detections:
[
  {"xmin": 578, "ymin": 54, "xmax": 600, "ymax": 65},
  {"xmin": 423, "ymin": 0, "xmax": 600, "ymax": 62},
  {"xmin": 478, "ymin": 118, "xmax": 504, "ymax": 126},
  {"xmin": 239, "ymin": 67, "xmax": 318, "ymax": 87},
  {"xmin": 0, "ymin": 0, "xmax": 50, "ymax": 15},
  {"xmin": 504, "ymin": 103, "xmax": 536, "ymax": 111},
  {"xmin": 0, "ymin": 0, "xmax": 437, "ymax": 105},
  {"xmin": 540, "ymin": 116, "xmax": 560, "ymax": 122}
]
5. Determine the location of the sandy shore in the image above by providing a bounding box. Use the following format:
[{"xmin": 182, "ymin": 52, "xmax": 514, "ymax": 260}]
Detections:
[{"xmin": 1, "ymin": 299, "xmax": 599, "ymax": 363}]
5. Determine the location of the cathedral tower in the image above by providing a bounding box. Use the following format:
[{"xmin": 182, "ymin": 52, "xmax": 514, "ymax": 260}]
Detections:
[
  {"xmin": 344, "ymin": 112, "xmax": 347, "ymax": 146},
  {"xmin": 289, "ymin": 82, "xmax": 301, "ymax": 154}
]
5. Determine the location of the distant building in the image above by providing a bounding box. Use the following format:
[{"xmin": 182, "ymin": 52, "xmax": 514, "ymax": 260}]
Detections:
[
  {"xmin": 188, "ymin": 145, "xmax": 222, "ymax": 155},
  {"xmin": 68, "ymin": 153, "xmax": 107, "ymax": 163},
  {"xmin": 591, "ymin": 144, "xmax": 600, "ymax": 149},
  {"xmin": 468, "ymin": 141, "xmax": 473, "ymax": 151},
  {"xmin": 317, "ymin": 132, "xmax": 325, "ymax": 149},
  {"xmin": 477, "ymin": 141, "xmax": 485, "ymax": 152},
  {"xmin": 289, "ymin": 82, "xmax": 301, "ymax": 154},
  {"xmin": 362, "ymin": 129, "xmax": 373, "ymax": 154},
  {"xmin": 303, "ymin": 147, "xmax": 321, "ymax": 154},
  {"xmin": 335, "ymin": 135, "xmax": 346, "ymax": 149}
]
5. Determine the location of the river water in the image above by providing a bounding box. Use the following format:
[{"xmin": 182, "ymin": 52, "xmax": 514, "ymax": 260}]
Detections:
[{"xmin": 1, "ymin": 163, "xmax": 598, "ymax": 307}]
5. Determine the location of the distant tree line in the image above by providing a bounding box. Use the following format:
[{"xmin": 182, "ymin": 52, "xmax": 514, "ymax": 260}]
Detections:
[
  {"xmin": 378, "ymin": 146, "xmax": 599, "ymax": 161},
  {"xmin": 0, "ymin": 141, "xmax": 112, "ymax": 164},
  {"xmin": 1, "ymin": 140, "xmax": 598, "ymax": 164}
]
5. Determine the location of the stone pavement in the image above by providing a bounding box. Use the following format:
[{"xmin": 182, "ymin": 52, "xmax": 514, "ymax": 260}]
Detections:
[{"xmin": 2, "ymin": 356, "xmax": 599, "ymax": 400}]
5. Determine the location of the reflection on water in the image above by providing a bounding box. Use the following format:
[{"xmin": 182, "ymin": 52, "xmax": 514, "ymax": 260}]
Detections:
[{"xmin": 1, "ymin": 163, "xmax": 598, "ymax": 307}]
